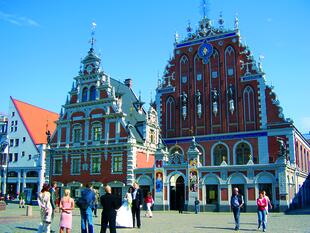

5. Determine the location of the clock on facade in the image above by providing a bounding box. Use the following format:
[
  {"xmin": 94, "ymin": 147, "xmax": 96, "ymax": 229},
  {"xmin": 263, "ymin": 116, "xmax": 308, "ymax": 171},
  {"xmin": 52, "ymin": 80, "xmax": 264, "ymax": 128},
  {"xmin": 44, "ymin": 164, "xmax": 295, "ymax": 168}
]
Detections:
[{"xmin": 86, "ymin": 64, "xmax": 93, "ymax": 74}]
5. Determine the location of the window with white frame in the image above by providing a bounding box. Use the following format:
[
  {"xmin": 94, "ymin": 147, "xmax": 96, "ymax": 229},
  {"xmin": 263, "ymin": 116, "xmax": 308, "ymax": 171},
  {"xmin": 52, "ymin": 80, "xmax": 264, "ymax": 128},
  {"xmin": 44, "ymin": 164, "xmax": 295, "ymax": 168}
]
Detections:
[
  {"xmin": 73, "ymin": 127, "xmax": 82, "ymax": 143},
  {"xmin": 92, "ymin": 125, "xmax": 101, "ymax": 141},
  {"xmin": 53, "ymin": 158, "xmax": 62, "ymax": 175},
  {"xmin": 71, "ymin": 157, "xmax": 81, "ymax": 175},
  {"xmin": 112, "ymin": 155, "xmax": 122, "ymax": 173},
  {"xmin": 91, "ymin": 155, "xmax": 101, "ymax": 174}
]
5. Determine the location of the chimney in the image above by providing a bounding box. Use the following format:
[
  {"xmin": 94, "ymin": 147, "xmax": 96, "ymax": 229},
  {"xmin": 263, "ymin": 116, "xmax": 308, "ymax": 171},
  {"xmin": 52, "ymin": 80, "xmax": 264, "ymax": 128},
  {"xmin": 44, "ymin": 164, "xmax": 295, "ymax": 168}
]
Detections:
[{"xmin": 124, "ymin": 79, "xmax": 132, "ymax": 88}]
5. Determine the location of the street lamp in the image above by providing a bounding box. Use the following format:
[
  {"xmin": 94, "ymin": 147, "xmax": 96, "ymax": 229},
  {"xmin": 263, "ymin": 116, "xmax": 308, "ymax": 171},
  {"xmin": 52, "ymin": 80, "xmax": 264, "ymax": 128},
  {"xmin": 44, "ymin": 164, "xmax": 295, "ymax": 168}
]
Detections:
[{"xmin": 0, "ymin": 141, "xmax": 9, "ymax": 195}]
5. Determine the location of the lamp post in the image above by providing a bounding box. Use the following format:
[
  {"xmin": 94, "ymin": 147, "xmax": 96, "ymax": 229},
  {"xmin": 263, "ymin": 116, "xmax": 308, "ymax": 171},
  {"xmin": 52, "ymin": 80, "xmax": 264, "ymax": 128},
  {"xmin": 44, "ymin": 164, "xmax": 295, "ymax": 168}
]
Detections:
[{"xmin": 0, "ymin": 141, "xmax": 9, "ymax": 195}]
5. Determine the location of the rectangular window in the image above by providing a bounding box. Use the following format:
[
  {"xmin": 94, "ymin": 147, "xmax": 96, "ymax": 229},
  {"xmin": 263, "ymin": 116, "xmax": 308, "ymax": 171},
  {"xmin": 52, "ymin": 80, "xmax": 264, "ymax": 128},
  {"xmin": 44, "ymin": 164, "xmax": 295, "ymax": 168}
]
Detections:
[
  {"xmin": 73, "ymin": 128, "xmax": 81, "ymax": 143},
  {"xmin": 196, "ymin": 73, "xmax": 202, "ymax": 81},
  {"xmin": 15, "ymin": 126, "xmax": 17, "ymax": 131},
  {"xmin": 23, "ymin": 137, "xmax": 26, "ymax": 142},
  {"xmin": 71, "ymin": 157, "xmax": 81, "ymax": 175},
  {"xmin": 11, "ymin": 121, "xmax": 14, "ymax": 126},
  {"xmin": 91, "ymin": 156, "xmax": 101, "ymax": 174},
  {"xmin": 11, "ymin": 112, "xmax": 15, "ymax": 117},
  {"xmin": 10, "ymin": 139, "xmax": 14, "ymax": 147},
  {"xmin": 54, "ymin": 158, "xmax": 62, "ymax": 175},
  {"xmin": 15, "ymin": 120, "xmax": 18, "ymax": 125},
  {"xmin": 15, "ymin": 139, "xmax": 19, "ymax": 147},
  {"xmin": 212, "ymin": 71, "xmax": 218, "ymax": 78},
  {"xmin": 9, "ymin": 153, "xmax": 13, "ymax": 162},
  {"xmin": 10, "ymin": 127, "xmax": 13, "ymax": 132},
  {"xmin": 14, "ymin": 153, "xmax": 18, "ymax": 162},
  {"xmin": 112, "ymin": 155, "xmax": 122, "ymax": 173},
  {"xmin": 22, "ymin": 151, "xmax": 25, "ymax": 157},
  {"xmin": 93, "ymin": 126, "xmax": 101, "ymax": 141}
]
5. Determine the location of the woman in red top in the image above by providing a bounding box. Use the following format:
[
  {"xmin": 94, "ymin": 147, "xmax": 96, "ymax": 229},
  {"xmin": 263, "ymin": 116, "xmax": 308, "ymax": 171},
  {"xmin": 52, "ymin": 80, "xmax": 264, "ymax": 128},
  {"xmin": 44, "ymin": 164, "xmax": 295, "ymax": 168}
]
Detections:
[
  {"xmin": 256, "ymin": 191, "xmax": 268, "ymax": 232},
  {"xmin": 144, "ymin": 192, "xmax": 154, "ymax": 218}
]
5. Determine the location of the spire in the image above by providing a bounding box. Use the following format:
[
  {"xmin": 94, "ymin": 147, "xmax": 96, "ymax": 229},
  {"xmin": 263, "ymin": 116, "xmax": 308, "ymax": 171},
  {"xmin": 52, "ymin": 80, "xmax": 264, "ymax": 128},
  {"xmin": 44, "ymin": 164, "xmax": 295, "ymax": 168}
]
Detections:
[
  {"xmin": 89, "ymin": 21, "xmax": 97, "ymax": 51},
  {"xmin": 218, "ymin": 11, "xmax": 224, "ymax": 29},
  {"xmin": 201, "ymin": 0, "xmax": 208, "ymax": 19},
  {"xmin": 234, "ymin": 14, "xmax": 239, "ymax": 31}
]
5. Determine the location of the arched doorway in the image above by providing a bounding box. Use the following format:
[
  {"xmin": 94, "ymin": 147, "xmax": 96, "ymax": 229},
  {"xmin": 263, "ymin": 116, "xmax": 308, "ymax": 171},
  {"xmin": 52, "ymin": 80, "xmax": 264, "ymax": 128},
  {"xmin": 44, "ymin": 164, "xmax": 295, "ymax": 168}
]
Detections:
[{"xmin": 169, "ymin": 175, "xmax": 185, "ymax": 210}]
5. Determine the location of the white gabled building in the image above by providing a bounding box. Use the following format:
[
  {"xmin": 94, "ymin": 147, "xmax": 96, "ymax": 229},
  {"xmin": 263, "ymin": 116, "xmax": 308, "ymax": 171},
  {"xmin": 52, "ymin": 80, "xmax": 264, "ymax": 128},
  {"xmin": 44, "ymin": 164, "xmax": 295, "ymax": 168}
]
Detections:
[{"xmin": 0, "ymin": 97, "xmax": 58, "ymax": 201}]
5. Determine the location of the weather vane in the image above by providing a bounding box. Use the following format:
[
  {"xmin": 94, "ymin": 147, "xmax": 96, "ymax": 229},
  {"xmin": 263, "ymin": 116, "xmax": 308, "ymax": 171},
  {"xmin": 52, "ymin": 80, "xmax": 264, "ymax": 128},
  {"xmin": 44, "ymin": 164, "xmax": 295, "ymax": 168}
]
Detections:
[{"xmin": 90, "ymin": 21, "xmax": 97, "ymax": 49}]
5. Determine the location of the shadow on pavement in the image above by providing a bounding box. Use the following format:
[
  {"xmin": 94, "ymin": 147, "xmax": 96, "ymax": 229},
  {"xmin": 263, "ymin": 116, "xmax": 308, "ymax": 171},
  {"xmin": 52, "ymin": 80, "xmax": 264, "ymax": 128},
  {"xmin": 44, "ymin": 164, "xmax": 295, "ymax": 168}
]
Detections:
[
  {"xmin": 194, "ymin": 226, "xmax": 257, "ymax": 232},
  {"xmin": 15, "ymin": 226, "xmax": 37, "ymax": 231}
]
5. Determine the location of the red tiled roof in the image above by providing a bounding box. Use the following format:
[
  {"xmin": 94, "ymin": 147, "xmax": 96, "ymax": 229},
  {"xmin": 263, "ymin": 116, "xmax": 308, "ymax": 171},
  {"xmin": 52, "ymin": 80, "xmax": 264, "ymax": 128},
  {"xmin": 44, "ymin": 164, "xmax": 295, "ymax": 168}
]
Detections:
[{"xmin": 11, "ymin": 97, "xmax": 59, "ymax": 145}]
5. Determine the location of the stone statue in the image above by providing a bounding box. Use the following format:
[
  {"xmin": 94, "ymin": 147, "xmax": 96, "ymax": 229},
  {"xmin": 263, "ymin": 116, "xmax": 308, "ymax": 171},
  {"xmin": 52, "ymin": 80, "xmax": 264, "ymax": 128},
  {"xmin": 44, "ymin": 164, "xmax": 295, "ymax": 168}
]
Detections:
[
  {"xmin": 228, "ymin": 83, "xmax": 234, "ymax": 100},
  {"xmin": 181, "ymin": 91, "xmax": 188, "ymax": 106},
  {"xmin": 211, "ymin": 88, "xmax": 219, "ymax": 103},
  {"xmin": 277, "ymin": 137, "xmax": 287, "ymax": 157},
  {"xmin": 46, "ymin": 130, "xmax": 51, "ymax": 145},
  {"xmin": 196, "ymin": 90, "xmax": 201, "ymax": 105}
]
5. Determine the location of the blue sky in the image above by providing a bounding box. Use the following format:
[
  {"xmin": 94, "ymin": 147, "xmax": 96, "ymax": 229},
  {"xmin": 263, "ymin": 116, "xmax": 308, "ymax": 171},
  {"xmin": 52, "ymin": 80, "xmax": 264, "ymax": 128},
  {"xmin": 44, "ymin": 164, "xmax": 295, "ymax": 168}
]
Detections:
[{"xmin": 0, "ymin": 0, "xmax": 309, "ymax": 133}]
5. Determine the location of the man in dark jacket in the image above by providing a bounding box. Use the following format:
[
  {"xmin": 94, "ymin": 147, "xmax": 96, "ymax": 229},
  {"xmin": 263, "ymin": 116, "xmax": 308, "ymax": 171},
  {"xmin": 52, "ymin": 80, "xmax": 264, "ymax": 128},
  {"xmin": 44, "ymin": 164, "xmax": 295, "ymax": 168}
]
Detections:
[
  {"xmin": 230, "ymin": 187, "xmax": 244, "ymax": 231},
  {"xmin": 79, "ymin": 183, "xmax": 96, "ymax": 233},
  {"xmin": 49, "ymin": 181, "xmax": 57, "ymax": 233},
  {"xmin": 131, "ymin": 181, "xmax": 143, "ymax": 228},
  {"xmin": 100, "ymin": 185, "xmax": 119, "ymax": 233}
]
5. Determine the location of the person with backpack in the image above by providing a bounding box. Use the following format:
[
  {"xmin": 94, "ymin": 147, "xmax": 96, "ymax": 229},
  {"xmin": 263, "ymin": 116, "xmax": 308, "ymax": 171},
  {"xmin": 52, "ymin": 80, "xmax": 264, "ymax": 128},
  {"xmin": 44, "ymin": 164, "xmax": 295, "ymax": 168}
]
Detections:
[
  {"xmin": 77, "ymin": 183, "xmax": 96, "ymax": 233},
  {"xmin": 230, "ymin": 187, "xmax": 244, "ymax": 231}
]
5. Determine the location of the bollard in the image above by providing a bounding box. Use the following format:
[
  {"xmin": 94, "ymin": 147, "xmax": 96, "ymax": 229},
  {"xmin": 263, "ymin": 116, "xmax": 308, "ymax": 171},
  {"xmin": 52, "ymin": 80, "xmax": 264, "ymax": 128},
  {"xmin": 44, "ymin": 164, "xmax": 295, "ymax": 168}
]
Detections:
[{"xmin": 26, "ymin": 205, "xmax": 32, "ymax": 216}]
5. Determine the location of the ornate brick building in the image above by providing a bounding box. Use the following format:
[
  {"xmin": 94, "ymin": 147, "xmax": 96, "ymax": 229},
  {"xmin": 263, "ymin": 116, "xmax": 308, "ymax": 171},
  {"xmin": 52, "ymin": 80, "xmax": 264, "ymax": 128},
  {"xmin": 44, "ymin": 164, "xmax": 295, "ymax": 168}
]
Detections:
[
  {"xmin": 148, "ymin": 14, "xmax": 310, "ymax": 211},
  {"xmin": 48, "ymin": 42, "xmax": 160, "ymax": 199}
]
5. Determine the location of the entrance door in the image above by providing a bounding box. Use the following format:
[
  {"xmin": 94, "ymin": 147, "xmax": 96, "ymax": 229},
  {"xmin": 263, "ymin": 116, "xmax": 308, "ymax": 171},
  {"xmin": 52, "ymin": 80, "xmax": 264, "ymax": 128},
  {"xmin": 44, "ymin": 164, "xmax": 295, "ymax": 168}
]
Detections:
[
  {"xmin": 206, "ymin": 185, "xmax": 218, "ymax": 211},
  {"xmin": 170, "ymin": 176, "xmax": 185, "ymax": 210}
]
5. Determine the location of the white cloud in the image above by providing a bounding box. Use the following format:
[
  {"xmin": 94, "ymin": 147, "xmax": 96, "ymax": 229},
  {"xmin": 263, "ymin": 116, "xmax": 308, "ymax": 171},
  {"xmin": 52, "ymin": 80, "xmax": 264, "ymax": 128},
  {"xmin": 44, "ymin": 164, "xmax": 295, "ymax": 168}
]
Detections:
[{"xmin": 0, "ymin": 11, "xmax": 39, "ymax": 27}]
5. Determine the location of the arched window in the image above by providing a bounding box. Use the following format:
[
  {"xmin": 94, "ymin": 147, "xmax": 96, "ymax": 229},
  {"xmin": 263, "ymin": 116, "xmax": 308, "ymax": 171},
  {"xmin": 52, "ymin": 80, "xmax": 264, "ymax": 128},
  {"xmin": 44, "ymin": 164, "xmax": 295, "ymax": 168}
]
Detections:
[
  {"xmin": 236, "ymin": 142, "xmax": 251, "ymax": 165},
  {"xmin": 243, "ymin": 86, "xmax": 256, "ymax": 129},
  {"xmin": 225, "ymin": 46, "xmax": 236, "ymax": 77},
  {"xmin": 166, "ymin": 97, "xmax": 175, "ymax": 131},
  {"xmin": 180, "ymin": 55, "xmax": 189, "ymax": 84},
  {"xmin": 89, "ymin": 86, "xmax": 96, "ymax": 101},
  {"xmin": 82, "ymin": 87, "xmax": 88, "ymax": 102},
  {"xmin": 213, "ymin": 144, "xmax": 228, "ymax": 166},
  {"xmin": 27, "ymin": 171, "xmax": 38, "ymax": 177}
]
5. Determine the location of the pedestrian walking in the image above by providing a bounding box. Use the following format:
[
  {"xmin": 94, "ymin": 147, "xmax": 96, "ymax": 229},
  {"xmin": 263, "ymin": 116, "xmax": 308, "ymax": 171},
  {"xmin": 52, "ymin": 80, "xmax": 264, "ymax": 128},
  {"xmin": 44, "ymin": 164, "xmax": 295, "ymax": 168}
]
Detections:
[
  {"xmin": 49, "ymin": 181, "xmax": 57, "ymax": 233},
  {"xmin": 144, "ymin": 192, "xmax": 154, "ymax": 218},
  {"xmin": 59, "ymin": 189, "xmax": 74, "ymax": 233},
  {"xmin": 19, "ymin": 192, "xmax": 25, "ymax": 208},
  {"xmin": 194, "ymin": 197, "xmax": 200, "ymax": 214},
  {"xmin": 37, "ymin": 183, "xmax": 52, "ymax": 233},
  {"xmin": 131, "ymin": 181, "xmax": 143, "ymax": 228},
  {"xmin": 230, "ymin": 187, "xmax": 244, "ymax": 231},
  {"xmin": 100, "ymin": 185, "xmax": 119, "ymax": 233},
  {"xmin": 257, "ymin": 191, "xmax": 267, "ymax": 232},
  {"xmin": 178, "ymin": 196, "xmax": 184, "ymax": 214},
  {"xmin": 76, "ymin": 183, "xmax": 96, "ymax": 233},
  {"xmin": 262, "ymin": 190, "xmax": 272, "ymax": 222},
  {"xmin": 92, "ymin": 189, "xmax": 99, "ymax": 218}
]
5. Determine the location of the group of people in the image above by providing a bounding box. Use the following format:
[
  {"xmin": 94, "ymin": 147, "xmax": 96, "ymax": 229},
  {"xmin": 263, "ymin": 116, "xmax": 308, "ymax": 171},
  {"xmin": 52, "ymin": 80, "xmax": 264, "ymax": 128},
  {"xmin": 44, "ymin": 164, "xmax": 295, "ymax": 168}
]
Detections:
[
  {"xmin": 230, "ymin": 187, "xmax": 272, "ymax": 232},
  {"xmin": 36, "ymin": 181, "xmax": 154, "ymax": 233},
  {"xmin": 101, "ymin": 181, "xmax": 154, "ymax": 233}
]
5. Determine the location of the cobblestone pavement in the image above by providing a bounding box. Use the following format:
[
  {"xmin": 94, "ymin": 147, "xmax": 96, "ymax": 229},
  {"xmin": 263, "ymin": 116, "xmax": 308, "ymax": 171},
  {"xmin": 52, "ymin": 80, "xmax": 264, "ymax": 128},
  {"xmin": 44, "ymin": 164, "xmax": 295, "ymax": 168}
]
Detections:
[{"xmin": 0, "ymin": 204, "xmax": 310, "ymax": 233}]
